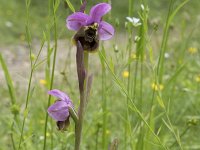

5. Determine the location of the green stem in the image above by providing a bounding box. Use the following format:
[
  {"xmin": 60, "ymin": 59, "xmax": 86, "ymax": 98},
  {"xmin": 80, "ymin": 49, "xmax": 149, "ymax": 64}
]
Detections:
[
  {"xmin": 50, "ymin": 119, "xmax": 53, "ymax": 150},
  {"xmin": 132, "ymin": 61, "xmax": 139, "ymax": 99},
  {"xmin": 11, "ymin": 121, "xmax": 16, "ymax": 150},
  {"xmin": 125, "ymin": 0, "xmax": 134, "ymax": 148},
  {"xmin": 18, "ymin": 69, "xmax": 33, "ymax": 150},
  {"xmin": 0, "ymin": 53, "xmax": 19, "ymax": 149},
  {"xmin": 95, "ymin": 126, "xmax": 100, "ymax": 150},
  {"xmin": 99, "ymin": 51, "xmax": 167, "ymax": 150},
  {"xmin": 18, "ymin": 0, "xmax": 34, "ymax": 148},
  {"xmin": 102, "ymin": 52, "xmax": 107, "ymax": 149},
  {"xmin": 170, "ymin": 126, "xmax": 189, "ymax": 148},
  {"xmin": 43, "ymin": 0, "xmax": 58, "ymax": 149},
  {"xmin": 156, "ymin": 0, "xmax": 174, "ymax": 83},
  {"xmin": 140, "ymin": 62, "xmax": 143, "ymax": 111}
]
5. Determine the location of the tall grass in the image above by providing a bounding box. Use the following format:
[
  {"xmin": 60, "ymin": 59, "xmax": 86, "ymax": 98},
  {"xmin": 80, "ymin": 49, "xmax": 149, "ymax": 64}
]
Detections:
[
  {"xmin": 1, "ymin": 0, "xmax": 199, "ymax": 149},
  {"xmin": 43, "ymin": 0, "xmax": 59, "ymax": 149},
  {"xmin": 18, "ymin": 0, "xmax": 46, "ymax": 149}
]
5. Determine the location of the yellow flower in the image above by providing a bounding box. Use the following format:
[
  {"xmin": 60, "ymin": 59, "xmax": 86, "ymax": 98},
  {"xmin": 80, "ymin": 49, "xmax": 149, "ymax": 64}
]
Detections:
[
  {"xmin": 122, "ymin": 71, "xmax": 129, "ymax": 78},
  {"xmin": 31, "ymin": 54, "xmax": 35, "ymax": 61},
  {"xmin": 46, "ymin": 132, "xmax": 50, "ymax": 137},
  {"xmin": 131, "ymin": 53, "xmax": 137, "ymax": 60},
  {"xmin": 195, "ymin": 75, "xmax": 200, "ymax": 82},
  {"xmin": 151, "ymin": 83, "xmax": 164, "ymax": 91},
  {"xmin": 188, "ymin": 47, "xmax": 198, "ymax": 54},
  {"xmin": 130, "ymin": 53, "xmax": 146, "ymax": 60},
  {"xmin": 40, "ymin": 79, "xmax": 47, "ymax": 85},
  {"xmin": 159, "ymin": 84, "xmax": 164, "ymax": 90},
  {"xmin": 106, "ymin": 130, "xmax": 110, "ymax": 135}
]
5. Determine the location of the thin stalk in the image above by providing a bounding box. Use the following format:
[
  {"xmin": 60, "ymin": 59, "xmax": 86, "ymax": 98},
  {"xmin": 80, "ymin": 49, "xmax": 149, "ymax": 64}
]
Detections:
[
  {"xmin": 125, "ymin": 36, "xmax": 132, "ymax": 149},
  {"xmin": 132, "ymin": 61, "xmax": 139, "ymax": 99},
  {"xmin": 136, "ymin": 60, "xmax": 144, "ymax": 150},
  {"xmin": 148, "ymin": 88, "xmax": 156, "ymax": 123},
  {"xmin": 18, "ymin": 69, "xmax": 33, "ymax": 150},
  {"xmin": 102, "ymin": 59, "xmax": 107, "ymax": 149},
  {"xmin": 125, "ymin": 0, "xmax": 134, "ymax": 148},
  {"xmin": 145, "ymin": 85, "xmax": 156, "ymax": 150},
  {"xmin": 98, "ymin": 46, "xmax": 107, "ymax": 149},
  {"xmin": 170, "ymin": 126, "xmax": 189, "ymax": 148},
  {"xmin": 158, "ymin": 0, "xmax": 189, "ymax": 82},
  {"xmin": 165, "ymin": 111, "xmax": 183, "ymax": 149},
  {"xmin": 136, "ymin": 4, "xmax": 148, "ymax": 149},
  {"xmin": 75, "ymin": 52, "xmax": 89, "ymax": 150},
  {"xmin": 102, "ymin": 0, "xmax": 110, "ymax": 147},
  {"xmin": 46, "ymin": 0, "xmax": 53, "ymax": 149},
  {"xmin": 50, "ymin": 119, "xmax": 53, "ymax": 150},
  {"xmin": 18, "ymin": 0, "xmax": 33, "ymax": 148},
  {"xmin": 95, "ymin": 125, "xmax": 100, "ymax": 150},
  {"xmin": 139, "ymin": 62, "xmax": 143, "ymax": 111},
  {"xmin": 43, "ymin": 0, "xmax": 58, "ymax": 149},
  {"xmin": 18, "ymin": 19, "xmax": 46, "ymax": 150},
  {"xmin": 11, "ymin": 122, "xmax": 16, "ymax": 150},
  {"xmin": 0, "ymin": 53, "xmax": 18, "ymax": 150},
  {"xmin": 156, "ymin": 0, "xmax": 174, "ymax": 83},
  {"xmin": 99, "ymin": 51, "xmax": 168, "ymax": 150}
]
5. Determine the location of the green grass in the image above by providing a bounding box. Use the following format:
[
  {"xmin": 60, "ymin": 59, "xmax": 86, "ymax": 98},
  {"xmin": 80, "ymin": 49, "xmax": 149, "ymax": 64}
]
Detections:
[{"xmin": 0, "ymin": 0, "xmax": 200, "ymax": 150}]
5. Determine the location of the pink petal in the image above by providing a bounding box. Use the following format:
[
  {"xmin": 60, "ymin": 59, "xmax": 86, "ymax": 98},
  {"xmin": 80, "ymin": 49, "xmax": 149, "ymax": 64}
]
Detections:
[
  {"xmin": 47, "ymin": 100, "xmax": 69, "ymax": 121},
  {"xmin": 89, "ymin": 3, "xmax": 111, "ymax": 23},
  {"xmin": 48, "ymin": 89, "xmax": 70, "ymax": 102},
  {"xmin": 99, "ymin": 21, "xmax": 114, "ymax": 40},
  {"xmin": 66, "ymin": 12, "xmax": 90, "ymax": 30}
]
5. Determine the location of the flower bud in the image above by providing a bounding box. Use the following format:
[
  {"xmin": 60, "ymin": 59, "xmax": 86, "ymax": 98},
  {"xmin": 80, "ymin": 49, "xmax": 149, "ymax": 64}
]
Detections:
[{"xmin": 10, "ymin": 104, "xmax": 20, "ymax": 115}]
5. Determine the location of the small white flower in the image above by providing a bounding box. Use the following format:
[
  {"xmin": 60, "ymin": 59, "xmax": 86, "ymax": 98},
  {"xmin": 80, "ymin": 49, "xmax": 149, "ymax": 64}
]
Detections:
[
  {"xmin": 134, "ymin": 36, "xmax": 141, "ymax": 42},
  {"xmin": 126, "ymin": 17, "xmax": 134, "ymax": 23},
  {"xmin": 126, "ymin": 17, "xmax": 139, "ymax": 24},
  {"xmin": 164, "ymin": 53, "xmax": 170, "ymax": 58},
  {"xmin": 141, "ymin": 4, "xmax": 145, "ymax": 10},
  {"xmin": 39, "ymin": 136, "xmax": 44, "ymax": 140},
  {"xmin": 126, "ymin": 17, "xmax": 142, "ymax": 27},
  {"xmin": 5, "ymin": 21, "xmax": 13, "ymax": 28}
]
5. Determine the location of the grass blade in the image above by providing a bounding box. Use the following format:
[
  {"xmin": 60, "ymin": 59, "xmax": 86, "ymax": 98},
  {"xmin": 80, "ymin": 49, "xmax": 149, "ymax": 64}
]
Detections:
[{"xmin": 0, "ymin": 53, "xmax": 16, "ymax": 104}]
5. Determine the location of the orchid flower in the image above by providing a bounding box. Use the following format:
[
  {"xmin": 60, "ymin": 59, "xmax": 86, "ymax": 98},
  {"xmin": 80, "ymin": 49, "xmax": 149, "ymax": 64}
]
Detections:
[
  {"xmin": 47, "ymin": 89, "xmax": 74, "ymax": 131},
  {"xmin": 66, "ymin": 3, "xmax": 114, "ymax": 42}
]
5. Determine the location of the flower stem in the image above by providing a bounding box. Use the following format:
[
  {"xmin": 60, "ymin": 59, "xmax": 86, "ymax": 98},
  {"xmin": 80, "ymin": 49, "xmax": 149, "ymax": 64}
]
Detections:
[
  {"xmin": 75, "ymin": 92, "xmax": 85, "ymax": 150},
  {"xmin": 75, "ymin": 52, "xmax": 89, "ymax": 150}
]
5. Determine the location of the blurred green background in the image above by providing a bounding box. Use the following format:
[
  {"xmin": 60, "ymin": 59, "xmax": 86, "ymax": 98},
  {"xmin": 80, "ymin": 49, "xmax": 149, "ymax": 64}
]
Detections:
[{"xmin": 0, "ymin": 0, "xmax": 200, "ymax": 45}]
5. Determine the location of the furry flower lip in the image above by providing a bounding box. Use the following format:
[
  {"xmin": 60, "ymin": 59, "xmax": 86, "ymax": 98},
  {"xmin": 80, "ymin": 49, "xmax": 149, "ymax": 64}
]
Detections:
[
  {"xmin": 66, "ymin": 3, "xmax": 114, "ymax": 52},
  {"xmin": 47, "ymin": 89, "xmax": 73, "ymax": 131}
]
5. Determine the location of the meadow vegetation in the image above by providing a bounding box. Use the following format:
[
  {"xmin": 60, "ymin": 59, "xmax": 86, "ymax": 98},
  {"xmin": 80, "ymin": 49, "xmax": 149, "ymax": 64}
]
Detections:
[{"xmin": 0, "ymin": 0, "xmax": 200, "ymax": 150}]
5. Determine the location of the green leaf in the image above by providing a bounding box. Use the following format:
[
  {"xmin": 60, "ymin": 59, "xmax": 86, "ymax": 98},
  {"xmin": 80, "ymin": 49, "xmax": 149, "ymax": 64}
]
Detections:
[
  {"xmin": 0, "ymin": 53, "xmax": 16, "ymax": 104},
  {"xmin": 162, "ymin": 119, "xmax": 173, "ymax": 132},
  {"xmin": 157, "ymin": 96, "xmax": 165, "ymax": 109},
  {"xmin": 65, "ymin": 0, "xmax": 75, "ymax": 13},
  {"xmin": 53, "ymin": 0, "xmax": 60, "ymax": 13}
]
